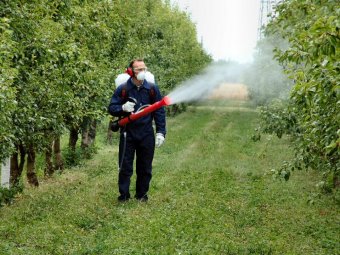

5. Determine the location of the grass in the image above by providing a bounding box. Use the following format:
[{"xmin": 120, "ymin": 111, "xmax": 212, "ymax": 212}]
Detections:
[{"xmin": 0, "ymin": 100, "xmax": 339, "ymax": 255}]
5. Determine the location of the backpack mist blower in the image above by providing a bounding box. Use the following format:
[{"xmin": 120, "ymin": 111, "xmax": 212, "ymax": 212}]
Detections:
[
  {"xmin": 111, "ymin": 96, "xmax": 171, "ymax": 172},
  {"xmin": 111, "ymin": 96, "xmax": 171, "ymax": 132}
]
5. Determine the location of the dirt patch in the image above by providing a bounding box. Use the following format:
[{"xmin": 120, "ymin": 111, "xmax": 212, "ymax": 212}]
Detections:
[{"xmin": 208, "ymin": 83, "xmax": 249, "ymax": 100}]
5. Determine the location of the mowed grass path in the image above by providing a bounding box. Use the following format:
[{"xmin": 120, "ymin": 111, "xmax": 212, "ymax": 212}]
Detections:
[{"xmin": 0, "ymin": 101, "xmax": 339, "ymax": 255}]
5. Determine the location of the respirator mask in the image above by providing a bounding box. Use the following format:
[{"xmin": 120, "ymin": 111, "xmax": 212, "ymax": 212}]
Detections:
[
  {"xmin": 133, "ymin": 67, "xmax": 147, "ymax": 81},
  {"xmin": 136, "ymin": 71, "xmax": 146, "ymax": 81}
]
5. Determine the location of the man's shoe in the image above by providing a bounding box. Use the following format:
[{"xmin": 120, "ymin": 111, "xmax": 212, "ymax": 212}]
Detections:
[
  {"xmin": 135, "ymin": 194, "xmax": 148, "ymax": 202},
  {"xmin": 118, "ymin": 194, "xmax": 130, "ymax": 202}
]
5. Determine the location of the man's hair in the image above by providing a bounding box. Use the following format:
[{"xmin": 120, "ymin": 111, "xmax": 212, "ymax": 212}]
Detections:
[{"xmin": 129, "ymin": 58, "xmax": 144, "ymax": 69}]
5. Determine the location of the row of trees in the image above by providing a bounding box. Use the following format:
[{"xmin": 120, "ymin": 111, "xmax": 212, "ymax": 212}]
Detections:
[
  {"xmin": 257, "ymin": 0, "xmax": 339, "ymax": 191},
  {"xmin": 0, "ymin": 0, "xmax": 211, "ymax": 187}
]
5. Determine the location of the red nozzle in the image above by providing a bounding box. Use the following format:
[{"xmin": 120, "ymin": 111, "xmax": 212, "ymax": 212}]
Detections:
[{"xmin": 163, "ymin": 96, "xmax": 171, "ymax": 106}]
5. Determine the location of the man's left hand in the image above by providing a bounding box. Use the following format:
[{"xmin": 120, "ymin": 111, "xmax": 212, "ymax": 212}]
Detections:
[{"xmin": 155, "ymin": 133, "xmax": 165, "ymax": 148}]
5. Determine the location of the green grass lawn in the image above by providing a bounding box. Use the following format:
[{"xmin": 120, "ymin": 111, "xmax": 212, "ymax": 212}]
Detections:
[{"xmin": 0, "ymin": 100, "xmax": 339, "ymax": 255}]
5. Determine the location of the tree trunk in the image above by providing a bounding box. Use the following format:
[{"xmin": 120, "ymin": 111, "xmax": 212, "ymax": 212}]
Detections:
[
  {"xmin": 18, "ymin": 144, "xmax": 25, "ymax": 177},
  {"xmin": 44, "ymin": 142, "xmax": 54, "ymax": 177},
  {"xmin": 81, "ymin": 118, "xmax": 92, "ymax": 159},
  {"xmin": 88, "ymin": 120, "xmax": 97, "ymax": 146},
  {"xmin": 172, "ymin": 104, "xmax": 179, "ymax": 116},
  {"xmin": 107, "ymin": 120, "xmax": 113, "ymax": 144},
  {"xmin": 81, "ymin": 117, "xmax": 95, "ymax": 150},
  {"xmin": 10, "ymin": 150, "xmax": 20, "ymax": 186},
  {"xmin": 53, "ymin": 136, "xmax": 64, "ymax": 171},
  {"xmin": 81, "ymin": 125, "xmax": 89, "ymax": 150},
  {"xmin": 10, "ymin": 144, "xmax": 26, "ymax": 186},
  {"xmin": 69, "ymin": 127, "xmax": 79, "ymax": 152},
  {"xmin": 27, "ymin": 144, "xmax": 39, "ymax": 187}
]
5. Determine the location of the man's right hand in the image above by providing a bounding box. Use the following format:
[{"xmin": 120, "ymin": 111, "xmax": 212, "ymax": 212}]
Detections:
[{"xmin": 122, "ymin": 101, "xmax": 135, "ymax": 112}]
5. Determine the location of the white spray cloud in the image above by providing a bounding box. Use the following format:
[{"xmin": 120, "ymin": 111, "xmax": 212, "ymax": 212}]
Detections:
[
  {"xmin": 240, "ymin": 36, "xmax": 293, "ymax": 104},
  {"xmin": 167, "ymin": 62, "xmax": 244, "ymax": 105}
]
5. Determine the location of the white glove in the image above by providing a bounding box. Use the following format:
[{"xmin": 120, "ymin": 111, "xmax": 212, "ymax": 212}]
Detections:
[
  {"xmin": 155, "ymin": 133, "xmax": 165, "ymax": 148},
  {"xmin": 122, "ymin": 101, "xmax": 135, "ymax": 112}
]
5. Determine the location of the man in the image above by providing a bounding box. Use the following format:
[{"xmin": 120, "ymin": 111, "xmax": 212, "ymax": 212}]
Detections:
[{"xmin": 108, "ymin": 59, "xmax": 166, "ymax": 202}]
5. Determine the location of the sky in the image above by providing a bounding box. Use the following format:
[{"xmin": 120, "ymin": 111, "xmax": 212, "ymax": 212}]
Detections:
[{"xmin": 171, "ymin": 0, "xmax": 261, "ymax": 63}]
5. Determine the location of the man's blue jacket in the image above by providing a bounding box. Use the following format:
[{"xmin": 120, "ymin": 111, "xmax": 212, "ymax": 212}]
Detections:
[{"xmin": 108, "ymin": 78, "xmax": 166, "ymax": 140}]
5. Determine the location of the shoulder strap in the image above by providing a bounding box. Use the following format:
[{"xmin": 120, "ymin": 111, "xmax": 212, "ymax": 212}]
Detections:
[
  {"xmin": 121, "ymin": 82, "xmax": 156, "ymax": 103},
  {"xmin": 149, "ymin": 83, "xmax": 156, "ymax": 103},
  {"xmin": 120, "ymin": 82, "xmax": 128, "ymax": 101}
]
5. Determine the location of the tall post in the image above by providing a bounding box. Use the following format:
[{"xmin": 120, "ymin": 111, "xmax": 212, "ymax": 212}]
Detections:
[{"xmin": 1, "ymin": 158, "xmax": 11, "ymax": 188}]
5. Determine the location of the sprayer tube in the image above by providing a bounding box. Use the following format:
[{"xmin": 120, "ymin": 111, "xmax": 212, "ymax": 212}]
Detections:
[{"xmin": 118, "ymin": 96, "xmax": 171, "ymax": 127}]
